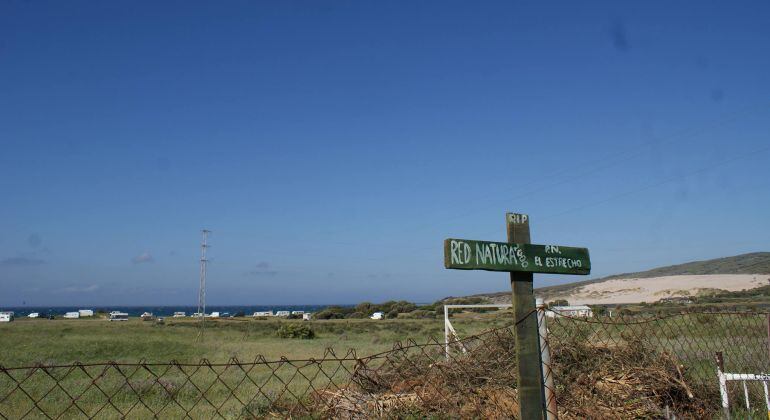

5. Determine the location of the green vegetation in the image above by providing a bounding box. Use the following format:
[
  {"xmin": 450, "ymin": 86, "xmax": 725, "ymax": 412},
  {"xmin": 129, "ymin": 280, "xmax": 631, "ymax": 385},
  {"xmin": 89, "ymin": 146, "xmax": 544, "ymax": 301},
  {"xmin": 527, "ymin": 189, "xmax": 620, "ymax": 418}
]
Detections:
[
  {"xmin": 0, "ymin": 310, "xmax": 509, "ymax": 367},
  {"xmin": 313, "ymin": 300, "xmax": 430, "ymax": 319},
  {"xmin": 274, "ymin": 323, "xmax": 315, "ymax": 339}
]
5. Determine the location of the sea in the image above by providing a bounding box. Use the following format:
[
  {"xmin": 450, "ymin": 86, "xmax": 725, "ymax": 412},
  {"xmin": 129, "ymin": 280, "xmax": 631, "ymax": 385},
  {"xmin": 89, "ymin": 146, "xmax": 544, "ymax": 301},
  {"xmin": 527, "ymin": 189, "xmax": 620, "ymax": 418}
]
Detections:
[{"xmin": 0, "ymin": 305, "xmax": 349, "ymax": 318}]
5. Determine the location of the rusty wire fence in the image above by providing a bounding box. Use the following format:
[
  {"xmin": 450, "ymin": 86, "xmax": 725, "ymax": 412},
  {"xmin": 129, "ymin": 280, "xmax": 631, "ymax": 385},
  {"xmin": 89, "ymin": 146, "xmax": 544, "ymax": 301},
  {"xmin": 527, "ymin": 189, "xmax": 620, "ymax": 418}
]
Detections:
[
  {"xmin": 540, "ymin": 310, "xmax": 770, "ymax": 419},
  {"xmin": 1, "ymin": 310, "xmax": 769, "ymax": 419}
]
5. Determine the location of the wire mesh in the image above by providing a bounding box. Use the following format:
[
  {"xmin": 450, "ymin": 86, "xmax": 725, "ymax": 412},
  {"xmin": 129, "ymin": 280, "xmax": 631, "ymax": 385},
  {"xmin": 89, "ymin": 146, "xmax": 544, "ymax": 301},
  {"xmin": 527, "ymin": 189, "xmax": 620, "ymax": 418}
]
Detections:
[
  {"xmin": 540, "ymin": 310, "xmax": 770, "ymax": 418},
  {"xmin": 0, "ymin": 310, "xmax": 767, "ymax": 418}
]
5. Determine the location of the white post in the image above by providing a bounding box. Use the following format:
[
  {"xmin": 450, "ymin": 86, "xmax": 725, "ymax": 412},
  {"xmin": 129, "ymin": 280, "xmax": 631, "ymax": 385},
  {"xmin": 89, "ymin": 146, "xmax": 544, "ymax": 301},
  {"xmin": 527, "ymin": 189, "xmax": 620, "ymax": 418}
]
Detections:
[
  {"xmin": 444, "ymin": 305, "xmax": 450, "ymax": 360},
  {"xmin": 537, "ymin": 298, "xmax": 557, "ymax": 420},
  {"xmin": 743, "ymin": 381, "xmax": 750, "ymax": 410},
  {"xmin": 717, "ymin": 352, "xmax": 730, "ymax": 419},
  {"xmin": 762, "ymin": 381, "xmax": 769, "ymax": 416}
]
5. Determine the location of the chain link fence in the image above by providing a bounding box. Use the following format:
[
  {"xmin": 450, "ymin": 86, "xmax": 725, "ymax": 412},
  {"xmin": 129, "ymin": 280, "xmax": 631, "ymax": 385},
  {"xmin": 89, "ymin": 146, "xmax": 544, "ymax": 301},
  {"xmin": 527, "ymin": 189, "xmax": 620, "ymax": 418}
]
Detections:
[
  {"xmin": 1, "ymin": 310, "xmax": 768, "ymax": 418},
  {"xmin": 541, "ymin": 310, "xmax": 770, "ymax": 419}
]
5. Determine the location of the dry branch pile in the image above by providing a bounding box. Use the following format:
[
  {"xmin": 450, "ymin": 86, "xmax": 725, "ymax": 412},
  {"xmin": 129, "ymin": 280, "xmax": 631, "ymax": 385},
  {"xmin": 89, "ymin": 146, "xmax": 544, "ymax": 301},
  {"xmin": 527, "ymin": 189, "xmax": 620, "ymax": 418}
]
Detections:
[
  {"xmin": 551, "ymin": 338, "xmax": 713, "ymax": 419},
  {"xmin": 309, "ymin": 330, "xmax": 715, "ymax": 418}
]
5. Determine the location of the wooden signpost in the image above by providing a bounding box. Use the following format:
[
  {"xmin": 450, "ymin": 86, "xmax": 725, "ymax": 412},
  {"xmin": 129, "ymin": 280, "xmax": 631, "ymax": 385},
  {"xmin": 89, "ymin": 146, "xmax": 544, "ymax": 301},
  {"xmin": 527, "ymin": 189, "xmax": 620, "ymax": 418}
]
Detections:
[{"xmin": 443, "ymin": 213, "xmax": 591, "ymax": 419}]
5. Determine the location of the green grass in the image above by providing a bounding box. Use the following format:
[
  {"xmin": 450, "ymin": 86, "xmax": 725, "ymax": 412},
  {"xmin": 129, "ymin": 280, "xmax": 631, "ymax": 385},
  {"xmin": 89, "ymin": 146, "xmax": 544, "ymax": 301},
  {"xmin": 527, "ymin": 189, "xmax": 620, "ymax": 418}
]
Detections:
[
  {"xmin": 0, "ymin": 312, "xmax": 509, "ymax": 418},
  {"xmin": 0, "ymin": 311, "xmax": 510, "ymax": 366}
]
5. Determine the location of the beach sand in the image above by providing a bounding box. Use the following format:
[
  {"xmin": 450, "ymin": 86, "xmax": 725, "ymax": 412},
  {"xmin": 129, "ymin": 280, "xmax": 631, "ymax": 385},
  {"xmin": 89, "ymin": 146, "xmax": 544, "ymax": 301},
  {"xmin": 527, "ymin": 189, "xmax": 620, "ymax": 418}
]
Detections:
[{"xmin": 546, "ymin": 274, "xmax": 770, "ymax": 305}]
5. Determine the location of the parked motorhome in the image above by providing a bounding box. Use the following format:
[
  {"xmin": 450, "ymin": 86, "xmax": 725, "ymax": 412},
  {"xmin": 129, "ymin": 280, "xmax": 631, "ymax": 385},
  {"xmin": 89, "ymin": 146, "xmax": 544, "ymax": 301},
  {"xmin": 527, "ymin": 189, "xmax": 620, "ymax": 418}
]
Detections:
[
  {"xmin": 172, "ymin": 312, "xmax": 186, "ymax": 318},
  {"xmin": 370, "ymin": 312, "xmax": 384, "ymax": 320},
  {"xmin": 109, "ymin": 311, "xmax": 129, "ymax": 321},
  {"xmin": 191, "ymin": 312, "xmax": 203, "ymax": 318},
  {"xmin": 63, "ymin": 312, "xmax": 80, "ymax": 319},
  {"xmin": 302, "ymin": 313, "xmax": 312, "ymax": 321},
  {"xmin": 28, "ymin": 312, "xmax": 39, "ymax": 318},
  {"xmin": 275, "ymin": 311, "xmax": 290, "ymax": 317},
  {"xmin": 140, "ymin": 312, "xmax": 154, "ymax": 320},
  {"xmin": 210, "ymin": 312, "xmax": 220, "ymax": 318},
  {"xmin": 78, "ymin": 309, "xmax": 94, "ymax": 317},
  {"xmin": 253, "ymin": 311, "xmax": 273, "ymax": 317},
  {"xmin": 291, "ymin": 311, "xmax": 304, "ymax": 316},
  {"xmin": 0, "ymin": 312, "xmax": 14, "ymax": 322}
]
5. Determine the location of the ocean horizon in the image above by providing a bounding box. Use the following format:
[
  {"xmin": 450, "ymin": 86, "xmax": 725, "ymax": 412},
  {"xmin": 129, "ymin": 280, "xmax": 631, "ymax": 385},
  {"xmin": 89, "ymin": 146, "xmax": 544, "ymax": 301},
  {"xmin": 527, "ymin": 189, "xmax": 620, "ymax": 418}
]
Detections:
[{"xmin": 0, "ymin": 304, "xmax": 353, "ymax": 317}]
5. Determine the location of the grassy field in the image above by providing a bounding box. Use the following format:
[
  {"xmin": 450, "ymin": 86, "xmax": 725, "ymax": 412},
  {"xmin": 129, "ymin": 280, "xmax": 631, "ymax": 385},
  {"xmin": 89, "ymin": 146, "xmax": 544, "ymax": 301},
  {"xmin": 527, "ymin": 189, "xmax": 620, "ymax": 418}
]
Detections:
[
  {"xmin": 0, "ymin": 312, "xmax": 510, "ymax": 418},
  {"xmin": 1, "ymin": 309, "xmax": 768, "ymax": 418},
  {"xmin": 0, "ymin": 311, "xmax": 509, "ymax": 367}
]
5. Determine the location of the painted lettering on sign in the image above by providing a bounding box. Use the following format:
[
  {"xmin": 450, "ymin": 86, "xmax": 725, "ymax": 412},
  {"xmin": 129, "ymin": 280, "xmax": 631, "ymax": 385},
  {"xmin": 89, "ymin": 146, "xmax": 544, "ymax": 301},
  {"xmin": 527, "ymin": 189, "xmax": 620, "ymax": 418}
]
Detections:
[
  {"xmin": 444, "ymin": 238, "xmax": 590, "ymax": 275},
  {"xmin": 507, "ymin": 213, "xmax": 529, "ymax": 224}
]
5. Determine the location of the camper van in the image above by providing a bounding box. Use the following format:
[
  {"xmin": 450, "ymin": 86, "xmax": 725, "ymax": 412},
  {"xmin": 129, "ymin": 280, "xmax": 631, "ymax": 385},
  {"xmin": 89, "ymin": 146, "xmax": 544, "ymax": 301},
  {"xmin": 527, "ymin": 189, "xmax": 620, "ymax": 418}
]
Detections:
[
  {"xmin": 109, "ymin": 311, "xmax": 129, "ymax": 321},
  {"xmin": 275, "ymin": 311, "xmax": 290, "ymax": 317},
  {"xmin": 63, "ymin": 312, "xmax": 80, "ymax": 319},
  {"xmin": 253, "ymin": 311, "xmax": 273, "ymax": 317},
  {"xmin": 140, "ymin": 312, "xmax": 154, "ymax": 320},
  {"xmin": 0, "ymin": 312, "xmax": 14, "ymax": 322},
  {"xmin": 370, "ymin": 312, "xmax": 384, "ymax": 320},
  {"xmin": 302, "ymin": 313, "xmax": 312, "ymax": 321},
  {"xmin": 28, "ymin": 312, "xmax": 39, "ymax": 318},
  {"xmin": 78, "ymin": 309, "xmax": 94, "ymax": 317},
  {"xmin": 172, "ymin": 312, "xmax": 186, "ymax": 318}
]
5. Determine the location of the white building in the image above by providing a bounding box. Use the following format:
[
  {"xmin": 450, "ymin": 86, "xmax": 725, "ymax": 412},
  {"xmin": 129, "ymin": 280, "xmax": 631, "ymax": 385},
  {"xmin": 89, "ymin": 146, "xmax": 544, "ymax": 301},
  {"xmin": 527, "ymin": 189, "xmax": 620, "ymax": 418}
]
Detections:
[
  {"xmin": 63, "ymin": 312, "xmax": 80, "ymax": 319},
  {"xmin": 28, "ymin": 312, "xmax": 39, "ymax": 318},
  {"xmin": 302, "ymin": 313, "xmax": 312, "ymax": 321},
  {"xmin": 546, "ymin": 305, "xmax": 593, "ymax": 318},
  {"xmin": 370, "ymin": 311, "xmax": 384, "ymax": 320},
  {"xmin": 275, "ymin": 311, "xmax": 290, "ymax": 317},
  {"xmin": 0, "ymin": 312, "xmax": 14, "ymax": 322},
  {"xmin": 78, "ymin": 309, "xmax": 94, "ymax": 317},
  {"xmin": 253, "ymin": 311, "xmax": 273, "ymax": 317}
]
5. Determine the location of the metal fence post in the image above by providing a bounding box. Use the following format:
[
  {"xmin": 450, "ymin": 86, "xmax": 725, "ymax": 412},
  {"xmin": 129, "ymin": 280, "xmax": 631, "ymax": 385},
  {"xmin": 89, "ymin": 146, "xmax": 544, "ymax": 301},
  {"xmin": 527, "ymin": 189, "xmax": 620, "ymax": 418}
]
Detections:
[{"xmin": 537, "ymin": 298, "xmax": 557, "ymax": 420}]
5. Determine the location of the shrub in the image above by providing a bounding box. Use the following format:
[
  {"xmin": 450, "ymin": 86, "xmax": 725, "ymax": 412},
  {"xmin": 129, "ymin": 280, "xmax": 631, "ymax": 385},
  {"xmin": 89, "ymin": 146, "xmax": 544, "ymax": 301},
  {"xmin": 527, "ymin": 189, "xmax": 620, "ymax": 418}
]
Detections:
[
  {"xmin": 275, "ymin": 324, "xmax": 315, "ymax": 339},
  {"xmin": 314, "ymin": 310, "xmax": 345, "ymax": 320},
  {"xmin": 345, "ymin": 311, "xmax": 366, "ymax": 319}
]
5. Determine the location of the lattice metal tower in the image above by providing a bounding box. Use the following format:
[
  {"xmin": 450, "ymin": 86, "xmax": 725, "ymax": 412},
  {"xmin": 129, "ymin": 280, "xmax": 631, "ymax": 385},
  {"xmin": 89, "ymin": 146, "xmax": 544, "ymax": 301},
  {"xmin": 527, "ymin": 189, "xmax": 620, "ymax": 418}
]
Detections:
[{"xmin": 197, "ymin": 229, "xmax": 210, "ymax": 336}]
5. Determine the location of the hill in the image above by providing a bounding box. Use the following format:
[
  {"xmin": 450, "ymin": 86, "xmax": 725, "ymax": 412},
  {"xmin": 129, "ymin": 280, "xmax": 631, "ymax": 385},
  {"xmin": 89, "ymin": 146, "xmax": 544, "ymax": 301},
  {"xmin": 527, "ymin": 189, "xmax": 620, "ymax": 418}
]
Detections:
[{"xmin": 464, "ymin": 252, "xmax": 770, "ymax": 305}]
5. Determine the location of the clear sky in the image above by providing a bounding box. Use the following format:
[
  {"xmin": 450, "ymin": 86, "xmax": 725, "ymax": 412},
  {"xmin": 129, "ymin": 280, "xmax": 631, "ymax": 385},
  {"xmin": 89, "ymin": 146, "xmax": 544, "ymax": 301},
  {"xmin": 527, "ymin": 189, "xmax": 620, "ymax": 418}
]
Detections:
[{"xmin": 1, "ymin": 1, "xmax": 769, "ymax": 306}]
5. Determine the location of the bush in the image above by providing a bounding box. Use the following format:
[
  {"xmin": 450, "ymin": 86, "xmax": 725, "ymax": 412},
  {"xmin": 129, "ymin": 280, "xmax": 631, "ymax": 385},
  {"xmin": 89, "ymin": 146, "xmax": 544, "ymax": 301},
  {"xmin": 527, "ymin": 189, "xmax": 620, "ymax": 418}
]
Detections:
[
  {"xmin": 345, "ymin": 311, "xmax": 367, "ymax": 319},
  {"xmin": 314, "ymin": 310, "xmax": 345, "ymax": 320},
  {"xmin": 275, "ymin": 324, "xmax": 315, "ymax": 339}
]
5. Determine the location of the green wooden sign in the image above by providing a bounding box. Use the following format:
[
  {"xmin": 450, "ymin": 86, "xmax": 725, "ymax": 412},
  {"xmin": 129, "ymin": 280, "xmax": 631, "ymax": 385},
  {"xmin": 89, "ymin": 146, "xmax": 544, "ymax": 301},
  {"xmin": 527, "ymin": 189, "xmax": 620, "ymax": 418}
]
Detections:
[{"xmin": 443, "ymin": 238, "xmax": 591, "ymax": 275}]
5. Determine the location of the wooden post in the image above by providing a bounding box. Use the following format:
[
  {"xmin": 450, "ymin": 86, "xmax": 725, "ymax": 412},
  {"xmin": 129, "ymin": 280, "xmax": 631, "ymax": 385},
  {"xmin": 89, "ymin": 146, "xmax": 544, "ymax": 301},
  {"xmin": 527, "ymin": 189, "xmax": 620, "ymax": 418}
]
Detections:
[
  {"xmin": 443, "ymin": 211, "xmax": 590, "ymax": 419},
  {"xmin": 507, "ymin": 213, "xmax": 546, "ymax": 419}
]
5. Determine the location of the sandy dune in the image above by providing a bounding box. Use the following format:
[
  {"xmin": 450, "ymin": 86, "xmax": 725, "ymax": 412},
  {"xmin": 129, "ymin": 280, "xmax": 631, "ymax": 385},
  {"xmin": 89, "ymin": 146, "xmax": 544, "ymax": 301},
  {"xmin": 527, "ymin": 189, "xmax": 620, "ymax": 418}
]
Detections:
[{"xmin": 545, "ymin": 274, "xmax": 770, "ymax": 305}]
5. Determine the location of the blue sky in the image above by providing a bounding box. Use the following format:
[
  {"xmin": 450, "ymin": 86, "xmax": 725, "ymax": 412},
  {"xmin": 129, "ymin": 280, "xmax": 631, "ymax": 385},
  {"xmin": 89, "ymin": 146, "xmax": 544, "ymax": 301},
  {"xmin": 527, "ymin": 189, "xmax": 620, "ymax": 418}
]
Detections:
[{"xmin": 1, "ymin": 1, "xmax": 768, "ymax": 306}]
